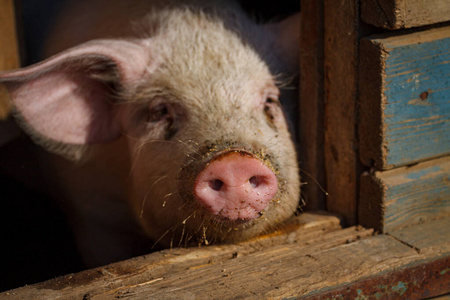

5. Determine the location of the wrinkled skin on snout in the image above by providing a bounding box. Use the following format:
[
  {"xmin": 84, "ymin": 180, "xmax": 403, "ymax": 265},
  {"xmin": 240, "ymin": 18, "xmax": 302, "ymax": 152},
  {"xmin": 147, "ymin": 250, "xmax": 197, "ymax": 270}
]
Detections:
[{"xmin": 0, "ymin": 2, "xmax": 300, "ymax": 266}]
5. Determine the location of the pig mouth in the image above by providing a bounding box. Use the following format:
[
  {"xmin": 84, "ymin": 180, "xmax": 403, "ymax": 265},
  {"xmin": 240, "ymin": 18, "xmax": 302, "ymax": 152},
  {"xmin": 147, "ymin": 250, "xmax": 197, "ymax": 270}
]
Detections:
[{"xmin": 178, "ymin": 145, "xmax": 282, "ymax": 226}]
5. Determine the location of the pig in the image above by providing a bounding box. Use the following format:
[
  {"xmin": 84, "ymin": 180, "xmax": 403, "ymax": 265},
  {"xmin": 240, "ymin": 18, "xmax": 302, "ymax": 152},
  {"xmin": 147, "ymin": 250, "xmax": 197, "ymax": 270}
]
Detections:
[{"xmin": 0, "ymin": 0, "xmax": 300, "ymax": 267}]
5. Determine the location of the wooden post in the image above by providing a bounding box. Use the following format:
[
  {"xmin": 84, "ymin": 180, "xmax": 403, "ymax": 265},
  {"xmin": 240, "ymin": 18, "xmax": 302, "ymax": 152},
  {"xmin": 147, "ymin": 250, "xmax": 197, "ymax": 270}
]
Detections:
[
  {"xmin": 298, "ymin": 0, "xmax": 325, "ymax": 210},
  {"xmin": 323, "ymin": 0, "xmax": 360, "ymax": 225},
  {"xmin": 0, "ymin": 0, "xmax": 20, "ymax": 119}
]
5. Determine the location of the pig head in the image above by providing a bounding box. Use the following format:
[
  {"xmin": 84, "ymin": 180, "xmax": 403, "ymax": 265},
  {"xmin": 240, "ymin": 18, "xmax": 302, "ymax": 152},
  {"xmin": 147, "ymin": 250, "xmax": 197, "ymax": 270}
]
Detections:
[{"xmin": 0, "ymin": 2, "xmax": 300, "ymax": 266}]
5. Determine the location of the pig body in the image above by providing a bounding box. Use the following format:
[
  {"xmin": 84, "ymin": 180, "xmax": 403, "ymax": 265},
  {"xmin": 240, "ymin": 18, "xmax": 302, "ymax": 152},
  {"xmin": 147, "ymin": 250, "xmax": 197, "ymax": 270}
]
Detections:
[{"xmin": 1, "ymin": 0, "xmax": 300, "ymax": 267}]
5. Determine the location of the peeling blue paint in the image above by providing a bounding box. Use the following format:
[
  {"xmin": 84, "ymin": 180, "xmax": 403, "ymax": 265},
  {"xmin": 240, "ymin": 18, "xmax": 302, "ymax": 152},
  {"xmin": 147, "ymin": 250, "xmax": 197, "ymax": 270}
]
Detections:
[
  {"xmin": 405, "ymin": 166, "xmax": 441, "ymax": 179},
  {"xmin": 374, "ymin": 291, "xmax": 384, "ymax": 299},
  {"xmin": 374, "ymin": 284, "xmax": 388, "ymax": 299},
  {"xmin": 376, "ymin": 33, "xmax": 450, "ymax": 167},
  {"xmin": 383, "ymin": 158, "xmax": 450, "ymax": 230},
  {"xmin": 355, "ymin": 289, "xmax": 368, "ymax": 300},
  {"xmin": 391, "ymin": 281, "xmax": 408, "ymax": 295}
]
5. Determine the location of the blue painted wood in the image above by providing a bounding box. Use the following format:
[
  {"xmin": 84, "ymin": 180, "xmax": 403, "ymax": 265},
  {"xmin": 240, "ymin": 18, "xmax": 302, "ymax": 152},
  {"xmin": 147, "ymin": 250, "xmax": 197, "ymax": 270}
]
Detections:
[
  {"xmin": 384, "ymin": 34, "xmax": 450, "ymax": 167},
  {"xmin": 359, "ymin": 156, "xmax": 450, "ymax": 232},
  {"xmin": 359, "ymin": 27, "xmax": 450, "ymax": 169},
  {"xmin": 383, "ymin": 159, "xmax": 450, "ymax": 231}
]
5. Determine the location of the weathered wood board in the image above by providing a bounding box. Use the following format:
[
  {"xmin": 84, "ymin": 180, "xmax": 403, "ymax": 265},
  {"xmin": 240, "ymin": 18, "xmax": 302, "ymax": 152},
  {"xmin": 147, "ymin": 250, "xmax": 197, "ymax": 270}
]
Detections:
[
  {"xmin": 359, "ymin": 26, "xmax": 450, "ymax": 170},
  {"xmin": 359, "ymin": 156, "xmax": 450, "ymax": 232},
  {"xmin": 388, "ymin": 216, "xmax": 450, "ymax": 255},
  {"xmin": 0, "ymin": 0, "xmax": 19, "ymax": 119},
  {"xmin": 2, "ymin": 216, "xmax": 449, "ymax": 299},
  {"xmin": 323, "ymin": 0, "xmax": 360, "ymax": 225},
  {"xmin": 304, "ymin": 256, "xmax": 450, "ymax": 299},
  {"xmin": 361, "ymin": 0, "xmax": 450, "ymax": 30}
]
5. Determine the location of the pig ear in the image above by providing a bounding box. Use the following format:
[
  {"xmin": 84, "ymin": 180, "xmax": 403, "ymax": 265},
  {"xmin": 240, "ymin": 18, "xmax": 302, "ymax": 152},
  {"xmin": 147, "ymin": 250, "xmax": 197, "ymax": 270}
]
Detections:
[
  {"xmin": 0, "ymin": 39, "xmax": 152, "ymax": 146},
  {"xmin": 264, "ymin": 13, "xmax": 300, "ymax": 71}
]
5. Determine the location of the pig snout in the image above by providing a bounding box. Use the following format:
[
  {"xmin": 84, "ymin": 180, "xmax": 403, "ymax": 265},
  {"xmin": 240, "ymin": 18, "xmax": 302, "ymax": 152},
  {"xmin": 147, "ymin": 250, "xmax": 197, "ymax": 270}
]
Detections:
[{"xmin": 193, "ymin": 151, "xmax": 278, "ymax": 221}]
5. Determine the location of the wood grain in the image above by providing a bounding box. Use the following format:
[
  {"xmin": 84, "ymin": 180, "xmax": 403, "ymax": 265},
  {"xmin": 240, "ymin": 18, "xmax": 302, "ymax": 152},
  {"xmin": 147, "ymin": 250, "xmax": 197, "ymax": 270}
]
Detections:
[
  {"xmin": 1, "ymin": 212, "xmax": 347, "ymax": 298},
  {"xmin": 3, "ymin": 216, "xmax": 449, "ymax": 299},
  {"xmin": 92, "ymin": 236, "xmax": 422, "ymax": 299},
  {"xmin": 323, "ymin": 0, "xmax": 360, "ymax": 225},
  {"xmin": 361, "ymin": 0, "xmax": 450, "ymax": 30},
  {"xmin": 388, "ymin": 217, "xmax": 450, "ymax": 254},
  {"xmin": 0, "ymin": 0, "xmax": 19, "ymax": 119},
  {"xmin": 359, "ymin": 26, "xmax": 450, "ymax": 170},
  {"xmin": 359, "ymin": 156, "xmax": 450, "ymax": 232},
  {"xmin": 298, "ymin": 0, "xmax": 326, "ymax": 210}
]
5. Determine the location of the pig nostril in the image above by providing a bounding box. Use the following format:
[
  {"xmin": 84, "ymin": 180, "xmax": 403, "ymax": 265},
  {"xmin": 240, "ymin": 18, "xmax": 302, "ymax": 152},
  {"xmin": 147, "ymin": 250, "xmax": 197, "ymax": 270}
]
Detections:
[
  {"xmin": 249, "ymin": 176, "xmax": 260, "ymax": 188},
  {"xmin": 193, "ymin": 151, "xmax": 279, "ymax": 221},
  {"xmin": 209, "ymin": 179, "xmax": 224, "ymax": 191}
]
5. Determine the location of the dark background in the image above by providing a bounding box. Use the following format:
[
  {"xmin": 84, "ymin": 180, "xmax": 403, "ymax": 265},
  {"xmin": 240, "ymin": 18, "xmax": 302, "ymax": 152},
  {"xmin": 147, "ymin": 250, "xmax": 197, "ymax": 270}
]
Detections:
[{"xmin": 1, "ymin": 0, "xmax": 300, "ymax": 292}]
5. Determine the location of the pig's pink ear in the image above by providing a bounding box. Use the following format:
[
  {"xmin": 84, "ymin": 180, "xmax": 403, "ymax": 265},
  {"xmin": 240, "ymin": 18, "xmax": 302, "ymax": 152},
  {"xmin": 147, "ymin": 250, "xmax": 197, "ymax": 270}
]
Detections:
[{"xmin": 0, "ymin": 39, "xmax": 152, "ymax": 146}]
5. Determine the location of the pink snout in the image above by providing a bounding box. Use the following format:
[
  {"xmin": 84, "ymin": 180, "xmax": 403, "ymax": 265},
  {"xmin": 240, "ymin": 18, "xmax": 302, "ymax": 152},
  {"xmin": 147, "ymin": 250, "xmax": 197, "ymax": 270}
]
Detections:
[{"xmin": 193, "ymin": 151, "xmax": 278, "ymax": 221}]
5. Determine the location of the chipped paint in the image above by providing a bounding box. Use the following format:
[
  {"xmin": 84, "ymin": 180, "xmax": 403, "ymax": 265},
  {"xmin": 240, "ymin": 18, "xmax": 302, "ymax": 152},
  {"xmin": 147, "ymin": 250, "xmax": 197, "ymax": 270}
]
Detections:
[
  {"xmin": 301, "ymin": 256, "xmax": 449, "ymax": 299},
  {"xmin": 391, "ymin": 281, "xmax": 408, "ymax": 295}
]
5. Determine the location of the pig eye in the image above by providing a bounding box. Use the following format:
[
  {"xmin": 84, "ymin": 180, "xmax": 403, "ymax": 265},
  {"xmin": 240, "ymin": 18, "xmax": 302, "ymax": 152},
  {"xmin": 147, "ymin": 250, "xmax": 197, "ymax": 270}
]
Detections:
[
  {"xmin": 148, "ymin": 103, "xmax": 170, "ymax": 122},
  {"xmin": 144, "ymin": 102, "xmax": 178, "ymax": 140},
  {"xmin": 263, "ymin": 97, "xmax": 279, "ymax": 122}
]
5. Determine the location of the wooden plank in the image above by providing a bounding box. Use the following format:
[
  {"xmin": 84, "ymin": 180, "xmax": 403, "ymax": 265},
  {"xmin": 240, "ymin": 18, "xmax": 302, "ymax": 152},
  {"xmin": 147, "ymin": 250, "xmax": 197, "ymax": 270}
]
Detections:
[
  {"xmin": 298, "ymin": 0, "xmax": 326, "ymax": 210},
  {"xmin": 359, "ymin": 26, "xmax": 450, "ymax": 170},
  {"xmin": 0, "ymin": 212, "xmax": 352, "ymax": 298},
  {"xmin": 91, "ymin": 236, "xmax": 446, "ymax": 300},
  {"xmin": 323, "ymin": 0, "xmax": 360, "ymax": 225},
  {"xmin": 4, "ymin": 217, "xmax": 449, "ymax": 299},
  {"xmin": 361, "ymin": 0, "xmax": 450, "ymax": 30},
  {"xmin": 5, "ymin": 219, "xmax": 449, "ymax": 299},
  {"xmin": 78, "ymin": 218, "xmax": 450, "ymax": 299},
  {"xmin": 0, "ymin": 0, "xmax": 19, "ymax": 119},
  {"xmin": 359, "ymin": 156, "xmax": 450, "ymax": 232}
]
